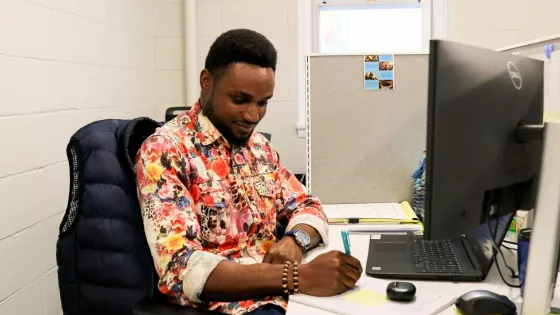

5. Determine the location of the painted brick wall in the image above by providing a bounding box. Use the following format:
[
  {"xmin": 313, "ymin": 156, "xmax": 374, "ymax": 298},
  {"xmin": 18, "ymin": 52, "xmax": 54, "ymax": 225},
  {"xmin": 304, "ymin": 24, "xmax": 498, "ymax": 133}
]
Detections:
[{"xmin": 0, "ymin": 1, "xmax": 156, "ymax": 313}]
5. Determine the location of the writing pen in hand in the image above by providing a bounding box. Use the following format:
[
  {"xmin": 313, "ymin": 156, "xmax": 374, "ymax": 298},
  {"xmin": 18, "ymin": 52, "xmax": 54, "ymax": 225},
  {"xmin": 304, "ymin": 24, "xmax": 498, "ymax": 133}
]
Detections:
[{"xmin": 341, "ymin": 230, "xmax": 351, "ymax": 255}]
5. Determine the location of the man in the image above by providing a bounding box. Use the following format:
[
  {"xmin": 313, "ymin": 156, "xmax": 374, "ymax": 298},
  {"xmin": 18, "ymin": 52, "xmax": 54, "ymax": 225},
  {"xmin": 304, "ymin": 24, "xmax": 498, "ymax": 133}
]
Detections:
[{"xmin": 135, "ymin": 29, "xmax": 362, "ymax": 315}]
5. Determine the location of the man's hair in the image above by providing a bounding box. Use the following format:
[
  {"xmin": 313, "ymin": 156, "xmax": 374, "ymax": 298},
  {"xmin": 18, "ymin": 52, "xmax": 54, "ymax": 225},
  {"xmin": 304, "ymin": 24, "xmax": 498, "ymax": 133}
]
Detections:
[{"xmin": 204, "ymin": 29, "xmax": 277, "ymax": 77}]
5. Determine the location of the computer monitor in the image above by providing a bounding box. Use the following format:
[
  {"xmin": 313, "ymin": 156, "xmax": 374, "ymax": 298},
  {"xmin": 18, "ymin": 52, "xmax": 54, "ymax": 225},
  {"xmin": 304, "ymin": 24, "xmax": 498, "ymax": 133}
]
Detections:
[{"xmin": 423, "ymin": 39, "xmax": 544, "ymax": 241}]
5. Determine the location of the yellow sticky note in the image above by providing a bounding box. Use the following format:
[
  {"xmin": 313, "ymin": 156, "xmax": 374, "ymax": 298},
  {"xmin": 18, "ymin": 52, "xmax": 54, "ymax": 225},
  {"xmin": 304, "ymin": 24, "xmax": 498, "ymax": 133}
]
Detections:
[
  {"xmin": 544, "ymin": 111, "xmax": 560, "ymax": 122},
  {"xmin": 342, "ymin": 289, "xmax": 387, "ymax": 306}
]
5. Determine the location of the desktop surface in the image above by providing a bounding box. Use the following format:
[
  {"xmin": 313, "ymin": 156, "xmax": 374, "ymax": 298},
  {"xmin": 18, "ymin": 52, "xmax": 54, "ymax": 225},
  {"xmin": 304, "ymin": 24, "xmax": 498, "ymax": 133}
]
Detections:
[{"xmin": 287, "ymin": 224, "xmax": 560, "ymax": 315}]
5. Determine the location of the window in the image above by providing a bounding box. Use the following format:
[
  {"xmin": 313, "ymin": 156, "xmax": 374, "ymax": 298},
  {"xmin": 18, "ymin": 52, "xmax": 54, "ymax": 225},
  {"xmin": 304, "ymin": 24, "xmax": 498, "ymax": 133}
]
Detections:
[{"xmin": 313, "ymin": 1, "xmax": 431, "ymax": 54}]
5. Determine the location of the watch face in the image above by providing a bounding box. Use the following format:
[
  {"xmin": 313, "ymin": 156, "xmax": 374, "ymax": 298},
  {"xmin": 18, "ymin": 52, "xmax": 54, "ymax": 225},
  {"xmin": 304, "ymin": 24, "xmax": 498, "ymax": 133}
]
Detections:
[{"xmin": 295, "ymin": 230, "xmax": 311, "ymax": 246}]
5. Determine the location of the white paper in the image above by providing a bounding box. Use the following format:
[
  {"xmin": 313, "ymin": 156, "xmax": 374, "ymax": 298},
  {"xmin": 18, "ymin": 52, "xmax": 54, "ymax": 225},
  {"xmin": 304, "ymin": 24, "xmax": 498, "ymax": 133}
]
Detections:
[
  {"xmin": 290, "ymin": 278, "xmax": 456, "ymax": 315},
  {"xmin": 346, "ymin": 224, "xmax": 422, "ymax": 233},
  {"xmin": 323, "ymin": 203, "xmax": 407, "ymax": 220}
]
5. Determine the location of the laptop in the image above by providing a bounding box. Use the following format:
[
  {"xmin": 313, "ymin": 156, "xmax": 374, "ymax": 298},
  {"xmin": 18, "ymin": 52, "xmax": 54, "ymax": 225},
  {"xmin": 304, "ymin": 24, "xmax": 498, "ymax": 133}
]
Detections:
[{"xmin": 365, "ymin": 213, "xmax": 513, "ymax": 281}]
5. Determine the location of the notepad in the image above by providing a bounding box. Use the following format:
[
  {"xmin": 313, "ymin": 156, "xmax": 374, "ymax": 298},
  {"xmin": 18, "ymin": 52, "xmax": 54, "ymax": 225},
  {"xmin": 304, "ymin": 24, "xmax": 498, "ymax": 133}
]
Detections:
[
  {"xmin": 290, "ymin": 278, "xmax": 456, "ymax": 315},
  {"xmin": 324, "ymin": 201, "xmax": 420, "ymax": 225}
]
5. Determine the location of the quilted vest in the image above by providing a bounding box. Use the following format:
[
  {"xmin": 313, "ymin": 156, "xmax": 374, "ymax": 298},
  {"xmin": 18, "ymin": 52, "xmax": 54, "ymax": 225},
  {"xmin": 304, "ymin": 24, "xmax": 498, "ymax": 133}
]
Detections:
[{"xmin": 56, "ymin": 118, "xmax": 162, "ymax": 314}]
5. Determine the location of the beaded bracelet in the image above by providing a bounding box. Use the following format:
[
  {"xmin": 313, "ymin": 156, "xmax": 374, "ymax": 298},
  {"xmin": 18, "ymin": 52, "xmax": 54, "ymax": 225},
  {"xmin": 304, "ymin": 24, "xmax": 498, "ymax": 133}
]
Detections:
[
  {"xmin": 282, "ymin": 261, "xmax": 300, "ymax": 295},
  {"xmin": 282, "ymin": 261, "xmax": 291, "ymax": 294},
  {"xmin": 292, "ymin": 261, "xmax": 299, "ymax": 294}
]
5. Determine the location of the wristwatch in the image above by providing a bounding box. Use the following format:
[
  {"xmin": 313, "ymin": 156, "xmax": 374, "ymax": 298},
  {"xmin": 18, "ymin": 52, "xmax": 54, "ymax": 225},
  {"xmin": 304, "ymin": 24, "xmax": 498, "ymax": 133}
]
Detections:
[{"xmin": 284, "ymin": 229, "xmax": 311, "ymax": 251}]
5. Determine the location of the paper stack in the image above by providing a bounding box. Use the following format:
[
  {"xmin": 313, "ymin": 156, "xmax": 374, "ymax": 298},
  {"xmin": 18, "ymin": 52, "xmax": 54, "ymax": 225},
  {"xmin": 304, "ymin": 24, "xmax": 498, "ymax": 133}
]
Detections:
[{"xmin": 323, "ymin": 201, "xmax": 423, "ymax": 233}]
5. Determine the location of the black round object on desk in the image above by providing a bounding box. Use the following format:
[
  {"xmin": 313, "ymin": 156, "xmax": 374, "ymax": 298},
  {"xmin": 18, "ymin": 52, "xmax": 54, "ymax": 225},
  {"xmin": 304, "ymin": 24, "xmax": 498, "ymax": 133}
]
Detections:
[
  {"xmin": 455, "ymin": 290, "xmax": 516, "ymax": 315},
  {"xmin": 386, "ymin": 281, "xmax": 416, "ymax": 302}
]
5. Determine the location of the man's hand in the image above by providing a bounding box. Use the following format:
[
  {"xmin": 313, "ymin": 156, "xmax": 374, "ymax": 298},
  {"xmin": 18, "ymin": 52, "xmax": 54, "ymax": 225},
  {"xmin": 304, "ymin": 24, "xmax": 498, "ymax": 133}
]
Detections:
[
  {"xmin": 298, "ymin": 250, "xmax": 363, "ymax": 296},
  {"xmin": 262, "ymin": 236, "xmax": 303, "ymax": 264}
]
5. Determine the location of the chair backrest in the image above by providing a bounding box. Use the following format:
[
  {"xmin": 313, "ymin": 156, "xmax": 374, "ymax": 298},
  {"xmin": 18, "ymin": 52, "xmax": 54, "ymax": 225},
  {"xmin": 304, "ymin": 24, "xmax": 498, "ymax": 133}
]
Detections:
[
  {"xmin": 165, "ymin": 106, "xmax": 191, "ymax": 122},
  {"xmin": 57, "ymin": 118, "xmax": 161, "ymax": 315},
  {"xmin": 259, "ymin": 132, "xmax": 271, "ymax": 141}
]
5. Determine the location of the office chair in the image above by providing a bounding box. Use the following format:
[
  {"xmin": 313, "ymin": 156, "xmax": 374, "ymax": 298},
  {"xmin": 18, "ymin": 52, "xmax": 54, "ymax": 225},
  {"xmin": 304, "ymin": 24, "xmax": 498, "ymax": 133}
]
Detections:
[
  {"xmin": 57, "ymin": 109, "xmax": 280, "ymax": 315},
  {"xmin": 56, "ymin": 117, "xmax": 216, "ymax": 315},
  {"xmin": 259, "ymin": 132, "xmax": 271, "ymax": 141},
  {"xmin": 165, "ymin": 106, "xmax": 191, "ymax": 122}
]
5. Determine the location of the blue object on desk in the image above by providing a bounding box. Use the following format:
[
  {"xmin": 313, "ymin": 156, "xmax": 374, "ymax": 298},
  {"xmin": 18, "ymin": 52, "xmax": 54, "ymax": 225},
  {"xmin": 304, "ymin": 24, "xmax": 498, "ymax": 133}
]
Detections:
[
  {"xmin": 411, "ymin": 151, "xmax": 426, "ymax": 221},
  {"xmin": 517, "ymin": 228, "xmax": 531, "ymax": 296},
  {"xmin": 341, "ymin": 230, "xmax": 351, "ymax": 255},
  {"xmin": 411, "ymin": 153, "xmax": 426, "ymax": 179},
  {"xmin": 545, "ymin": 44, "xmax": 555, "ymax": 59}
]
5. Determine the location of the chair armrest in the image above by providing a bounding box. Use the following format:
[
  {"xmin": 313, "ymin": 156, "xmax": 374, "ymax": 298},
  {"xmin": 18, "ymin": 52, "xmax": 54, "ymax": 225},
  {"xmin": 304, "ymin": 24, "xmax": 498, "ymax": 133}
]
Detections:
[{"xmin": 133, "ymin": 300, "xmax": 217, "ymax": 315}]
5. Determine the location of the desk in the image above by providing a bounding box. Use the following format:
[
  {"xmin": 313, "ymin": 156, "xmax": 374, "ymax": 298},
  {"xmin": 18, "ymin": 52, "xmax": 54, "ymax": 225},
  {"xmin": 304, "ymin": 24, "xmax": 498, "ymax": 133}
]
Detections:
[{"xmin": 287, "ymin": 225, "xmax": 560, "ymax": 315}]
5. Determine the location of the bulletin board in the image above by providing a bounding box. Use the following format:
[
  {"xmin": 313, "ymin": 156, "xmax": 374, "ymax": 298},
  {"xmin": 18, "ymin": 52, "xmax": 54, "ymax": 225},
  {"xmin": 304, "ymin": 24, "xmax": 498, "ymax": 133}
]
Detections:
[{"xmin": 305, "ymin": 54, "xmax": 429, "ymax": 204}]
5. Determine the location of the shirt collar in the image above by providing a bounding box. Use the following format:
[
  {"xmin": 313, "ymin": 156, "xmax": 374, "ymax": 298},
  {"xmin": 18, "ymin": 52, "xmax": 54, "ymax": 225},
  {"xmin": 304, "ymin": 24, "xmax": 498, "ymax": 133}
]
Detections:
[{"xmin": 192, "ymin": 101, "xmax": 229, "ymax": 147}]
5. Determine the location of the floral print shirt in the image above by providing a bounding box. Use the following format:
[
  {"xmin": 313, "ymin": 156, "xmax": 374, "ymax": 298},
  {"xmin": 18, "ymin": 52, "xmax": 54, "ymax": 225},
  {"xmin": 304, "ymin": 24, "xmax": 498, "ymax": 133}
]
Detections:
[{"xmin": 135, "ymin": 102, "xmax": 329, "ymax": 315}]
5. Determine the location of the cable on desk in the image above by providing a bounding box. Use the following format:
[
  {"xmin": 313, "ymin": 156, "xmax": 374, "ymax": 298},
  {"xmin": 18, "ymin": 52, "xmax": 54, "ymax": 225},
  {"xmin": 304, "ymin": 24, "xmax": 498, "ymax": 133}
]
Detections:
[
  {"xmin": 486, "ymin": 211, "xmax": 521, "ymax": 288},
  {"xmin": 492, "ymin": 214, "xmax": 518, "ymax": 278}
]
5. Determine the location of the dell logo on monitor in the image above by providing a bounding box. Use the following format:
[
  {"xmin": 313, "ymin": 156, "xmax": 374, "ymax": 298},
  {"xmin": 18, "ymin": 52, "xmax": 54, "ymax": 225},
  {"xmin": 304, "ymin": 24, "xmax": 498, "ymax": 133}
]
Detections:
[{"xmin": 507, "ymin": 61, "xmax": 522, "ymax": 90}]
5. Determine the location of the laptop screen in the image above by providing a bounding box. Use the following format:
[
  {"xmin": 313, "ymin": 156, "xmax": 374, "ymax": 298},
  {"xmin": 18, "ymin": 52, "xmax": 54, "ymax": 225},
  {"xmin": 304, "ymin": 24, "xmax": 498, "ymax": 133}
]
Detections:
[{"xmin": 466, "ymin": 213, "xmax": 514, "ymax": 273}]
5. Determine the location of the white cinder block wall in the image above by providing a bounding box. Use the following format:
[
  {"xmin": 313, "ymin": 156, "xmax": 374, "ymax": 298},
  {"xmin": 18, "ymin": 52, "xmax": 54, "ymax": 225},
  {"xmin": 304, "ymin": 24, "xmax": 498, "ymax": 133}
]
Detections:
[
  {"xmin": 154, "ymin": 1, "xmax": 307, "ymax": 175},
  {"xmin": 449, "ymin": 0, "xmax": 560, "ymax": 49},
  {"xmin": 196, "ymin": 0, "xmax": 306, "ymax": 174},
  {"xmin": 0, "ymin": 0, "xmax": 157, "ymax": 314},
  {"xmin": 155, "ymin": 0, "xmax": 186, "ymax": 121}
]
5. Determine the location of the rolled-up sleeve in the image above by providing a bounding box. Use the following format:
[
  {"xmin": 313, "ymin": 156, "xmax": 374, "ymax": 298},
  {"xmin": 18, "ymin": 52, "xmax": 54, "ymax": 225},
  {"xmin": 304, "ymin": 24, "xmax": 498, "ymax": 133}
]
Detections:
[
  {"xmin": 275, "ymin": 154, "xmax": 329, "ymax": 246},
  {"xmin": 135, "ymin": 135, "xmax": 224, "ymax": 303}
]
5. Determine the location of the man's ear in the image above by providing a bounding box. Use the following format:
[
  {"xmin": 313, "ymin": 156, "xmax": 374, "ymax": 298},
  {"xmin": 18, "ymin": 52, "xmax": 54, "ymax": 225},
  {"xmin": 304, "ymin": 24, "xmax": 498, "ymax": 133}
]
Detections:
[{"xmin": 200, "ymin": 69, "xmax": 213, "ymax": 93}]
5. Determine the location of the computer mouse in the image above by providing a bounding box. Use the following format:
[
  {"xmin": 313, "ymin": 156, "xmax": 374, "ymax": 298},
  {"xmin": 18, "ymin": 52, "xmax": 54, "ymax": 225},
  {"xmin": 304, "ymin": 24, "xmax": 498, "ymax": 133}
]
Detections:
[
  {"xmin": 455, "ymin": 290, "xmax": 516, "ymax": 315},
  {"xmin": 386, "ymin": 281, "xmax": 416, "ymax": 302}
]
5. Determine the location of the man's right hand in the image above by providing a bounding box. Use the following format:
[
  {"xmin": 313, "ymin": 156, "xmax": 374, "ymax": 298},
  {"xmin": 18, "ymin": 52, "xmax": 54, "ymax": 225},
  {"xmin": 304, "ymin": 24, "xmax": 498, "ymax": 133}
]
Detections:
[{"xmin": 298, "ymin": 250, "xmax": 363, "ymax": 296}]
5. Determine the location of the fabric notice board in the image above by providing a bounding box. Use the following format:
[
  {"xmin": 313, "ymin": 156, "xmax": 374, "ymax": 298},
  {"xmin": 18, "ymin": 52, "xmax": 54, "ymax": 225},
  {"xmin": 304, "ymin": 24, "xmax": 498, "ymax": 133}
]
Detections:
[{"xmin": 306, "ymin": 54, "xmax": 429, "ymax": 204}]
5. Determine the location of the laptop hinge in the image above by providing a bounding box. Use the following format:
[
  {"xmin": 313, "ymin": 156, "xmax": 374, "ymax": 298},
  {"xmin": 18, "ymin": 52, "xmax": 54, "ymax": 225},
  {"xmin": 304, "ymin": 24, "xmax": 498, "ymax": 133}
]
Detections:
[{"xmin": 461, "ymin": 237, "xmax": 482, "ymax": 271}]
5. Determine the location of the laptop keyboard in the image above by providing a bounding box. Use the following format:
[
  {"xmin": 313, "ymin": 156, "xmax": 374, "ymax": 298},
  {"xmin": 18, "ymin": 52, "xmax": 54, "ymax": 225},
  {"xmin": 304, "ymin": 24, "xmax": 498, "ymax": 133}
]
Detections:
[{"xmin": 412, "ymin": 236, "xmax": 463, "ymax": 274}]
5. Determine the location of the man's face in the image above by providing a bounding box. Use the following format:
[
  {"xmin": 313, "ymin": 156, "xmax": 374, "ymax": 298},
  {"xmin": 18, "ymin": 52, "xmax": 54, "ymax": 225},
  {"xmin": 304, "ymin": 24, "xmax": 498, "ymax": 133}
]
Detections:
[{"xmin": 201, "ymin": 63, "xmax": 275, "ymax": 146}]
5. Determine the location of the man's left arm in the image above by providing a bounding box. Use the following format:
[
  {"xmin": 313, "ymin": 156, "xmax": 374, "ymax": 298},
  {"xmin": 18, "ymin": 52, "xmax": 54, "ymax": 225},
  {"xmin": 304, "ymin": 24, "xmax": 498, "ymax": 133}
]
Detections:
[{"xmin": 262, "ymin": 155, "xmax": 329, "ymax": 264}]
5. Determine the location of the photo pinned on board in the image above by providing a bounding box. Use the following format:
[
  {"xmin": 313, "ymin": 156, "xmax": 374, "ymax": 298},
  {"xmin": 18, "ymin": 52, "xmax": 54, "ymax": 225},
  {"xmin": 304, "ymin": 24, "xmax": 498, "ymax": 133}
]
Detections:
[
  {"xmin": 363, "ymin": 54, "xmax": 395, "ymax": 91},
  {"xmin": 379, "ymin": 61, "xmax": 394, "ymax": 71},
  {"xmin": 365, "ymin": 72, "xmax": 378, "ymax": 81},
  {"xmin": 380, "ymin": 80, "xmax": 394, "ymax": 89},
  {"xmin": 364, "ymin": 55, "xmax": 379, "ymax": 62}
]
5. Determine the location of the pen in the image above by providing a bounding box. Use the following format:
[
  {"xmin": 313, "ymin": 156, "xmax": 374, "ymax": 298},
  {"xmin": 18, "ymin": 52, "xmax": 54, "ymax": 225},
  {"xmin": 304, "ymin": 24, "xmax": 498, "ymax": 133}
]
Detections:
[{"xmin": 341, "ymin": 229, "xmax": 351, "ymax": 255}]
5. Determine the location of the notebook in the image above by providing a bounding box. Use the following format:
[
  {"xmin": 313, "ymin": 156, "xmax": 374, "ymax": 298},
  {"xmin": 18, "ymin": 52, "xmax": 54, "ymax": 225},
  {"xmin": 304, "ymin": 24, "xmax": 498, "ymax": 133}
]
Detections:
[
  {"xmin": 289, "ymin": 278, "xmax": 456, "ymax": 315},
  {"xmin": 324, "ymin": 201, "xmax": 420, "ymax": 225}
]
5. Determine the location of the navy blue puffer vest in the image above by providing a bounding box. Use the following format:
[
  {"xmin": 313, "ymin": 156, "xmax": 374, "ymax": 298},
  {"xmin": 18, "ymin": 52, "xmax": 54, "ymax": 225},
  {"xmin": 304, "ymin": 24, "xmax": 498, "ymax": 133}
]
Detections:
[{"xmin": 56, "ymin": 118, "xmax": 162, "ymax": 315}]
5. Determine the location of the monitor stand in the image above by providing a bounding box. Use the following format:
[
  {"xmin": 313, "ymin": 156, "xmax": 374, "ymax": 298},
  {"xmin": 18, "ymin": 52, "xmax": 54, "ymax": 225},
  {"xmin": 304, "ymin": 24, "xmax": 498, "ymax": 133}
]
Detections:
[{"xmin": 520, "ymin": 121, "xmax": 560, "ymax": 314}]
